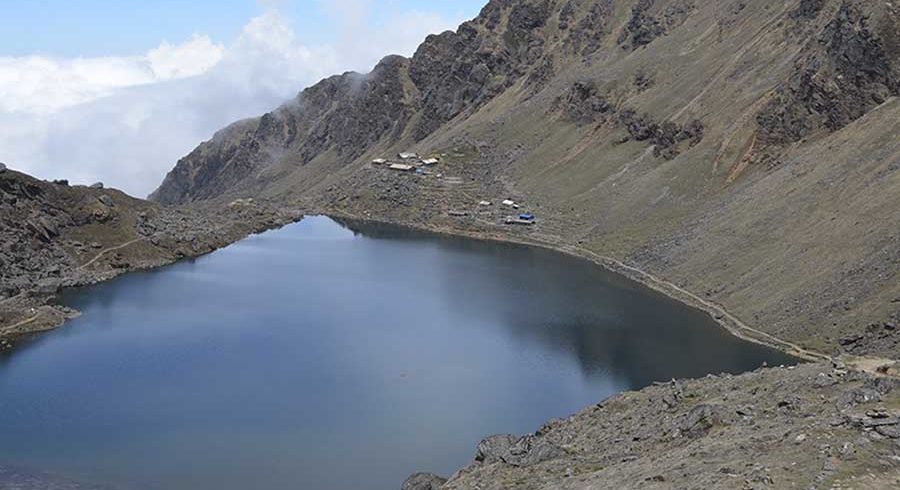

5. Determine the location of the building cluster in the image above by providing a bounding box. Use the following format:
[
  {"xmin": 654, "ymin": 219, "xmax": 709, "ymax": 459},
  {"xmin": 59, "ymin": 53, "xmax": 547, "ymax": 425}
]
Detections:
[
  {"xmin": 372, "ymin": 152, "xmax": 441, "ymax": 175},
  {"xmin": 371, "ymin": 151, "xmax": 537, "ymax": 227}
]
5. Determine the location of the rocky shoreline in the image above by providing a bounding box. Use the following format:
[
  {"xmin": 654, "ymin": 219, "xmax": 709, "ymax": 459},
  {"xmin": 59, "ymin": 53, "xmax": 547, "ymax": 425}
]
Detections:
[
  {"xmin": 0, "ymin": 168, "xmax": 305, "ymax": 346},
  {"xmin": 405, "ymin": 360, "xmax": 900, "ymax": 490}
]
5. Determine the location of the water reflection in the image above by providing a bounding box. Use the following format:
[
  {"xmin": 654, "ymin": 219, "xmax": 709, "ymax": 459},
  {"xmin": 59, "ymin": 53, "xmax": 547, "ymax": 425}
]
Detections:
[
  {"xmin": 339, "ymin": 218, "xmax": 796, "ymax": 387},
  {"xmin": 0, "ymin": 217, "xmax": 796, "ymax": 490}
]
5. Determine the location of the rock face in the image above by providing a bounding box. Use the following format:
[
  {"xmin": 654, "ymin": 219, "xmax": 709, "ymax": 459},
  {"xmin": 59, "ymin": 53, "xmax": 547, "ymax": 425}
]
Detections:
[
  {"xmin": 676, "ymin": 403, "xmax": 725, "ymax": 438},
  {"xmin": 617, "ymin": 0, "xmax": 694, "ymax": 50},
  {"xmin": 401, "ymin": 473, "xmax": 447, "ymax": 490},
  {"xmin": 473, "ymin": 433, "xmax": 565, "ymax": 467},
  {"xmin": 758, "ymin": 2, "xmax": 900, "ymax": 145}
]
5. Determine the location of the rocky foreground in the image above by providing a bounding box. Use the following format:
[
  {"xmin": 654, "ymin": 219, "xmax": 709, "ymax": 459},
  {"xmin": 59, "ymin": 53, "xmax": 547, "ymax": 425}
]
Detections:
[{"xmin": 405, "ymin": 361, "xmax": 900, "ymax": 490}]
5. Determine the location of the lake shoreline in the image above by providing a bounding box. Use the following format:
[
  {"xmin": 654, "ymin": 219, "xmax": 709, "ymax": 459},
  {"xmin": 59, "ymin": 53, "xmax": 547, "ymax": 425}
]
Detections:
[
  {"xmin": 3, "ymin": 212, "xmax": 899, "ymax": 490},
  {"xmin": 326, "ymin": 210, "xmax": 828, "ymax": 363},
  {"xmin": 0, "ymin": 206, "xmax": 305, "ymax": 345},
  {"xmin": 5, "ymin": 207, "xmax": 824, "ymax": 362}
]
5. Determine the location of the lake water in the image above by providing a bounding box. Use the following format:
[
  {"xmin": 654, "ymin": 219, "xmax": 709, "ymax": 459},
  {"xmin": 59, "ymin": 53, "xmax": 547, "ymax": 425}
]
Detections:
[{"xmin": 0, "ymin": 216, "xmax": 796, "ymax": 490}]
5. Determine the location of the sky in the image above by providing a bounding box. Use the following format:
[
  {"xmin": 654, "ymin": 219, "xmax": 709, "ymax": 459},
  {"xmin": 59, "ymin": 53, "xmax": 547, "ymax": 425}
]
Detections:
[{"xmin": 0, "ymin": 0, "xmax": 485, "ymax": 197}]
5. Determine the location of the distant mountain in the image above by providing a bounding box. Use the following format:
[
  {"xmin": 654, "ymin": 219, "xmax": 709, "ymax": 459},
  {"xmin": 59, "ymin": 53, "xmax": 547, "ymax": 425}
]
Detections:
[{"xmin": 152, "ymin": 0, "xmax": 900, "ymax": 362}]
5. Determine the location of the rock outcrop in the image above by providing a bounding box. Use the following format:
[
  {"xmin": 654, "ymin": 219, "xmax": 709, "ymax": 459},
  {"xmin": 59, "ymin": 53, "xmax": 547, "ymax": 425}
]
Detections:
[
  {"xmin": 435, "ymin": 362, "xmax": 900, "ymax": 490},
  {"xmin": 758, "ymin": 1, "xmax": 900, "ymax": 145},
  {"xmin": 401, "ymin": 473, "xmax": 447, "ymax": 490}
]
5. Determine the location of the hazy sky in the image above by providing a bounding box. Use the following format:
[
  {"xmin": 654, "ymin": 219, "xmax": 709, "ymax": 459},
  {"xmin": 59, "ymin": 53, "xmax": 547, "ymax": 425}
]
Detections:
[{"xmin": 0, "ymin": 0, "xmax": 484, "ymax": 197}]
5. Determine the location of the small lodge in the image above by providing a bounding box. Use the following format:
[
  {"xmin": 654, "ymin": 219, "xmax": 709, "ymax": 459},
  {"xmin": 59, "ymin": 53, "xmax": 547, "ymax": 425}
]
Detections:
[
  {"xmin": 398, "ymin": 152, "xmax": 419, "ymax": 160},
  {"xmin": 389, "ymin": 163, "xmax": 415, "ymax": 172},
  {"xmin": 479, "ymin": 200, "xmax": 492, "ymax": 206},
  {"xmin": 421, "ymin": 158, "xmax": 439, "ymax": 166},
  {"xmin": 372, "ymin": 158, "xmax": 387, "ymax": 165},
  {"xmin": 519, "ymin": 213, "xmax": 535, "ymax": 221},
  {"xmin": 502, "ymin": 199, "xmax": 520, "ymax": 209}
]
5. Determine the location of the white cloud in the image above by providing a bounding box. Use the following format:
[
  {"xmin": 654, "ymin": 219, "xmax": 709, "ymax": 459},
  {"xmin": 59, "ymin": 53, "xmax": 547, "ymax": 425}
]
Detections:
[
  {"xmin": 0, "ymin": 6, "xmax": 465, "ymax": 197},
  {"xmin": 0, "ymin": 35, "xmax": 224, "ymax": 115},
  {"xmin": 146, "ymin": 35, "xmax": 226, "ymax": 80}
]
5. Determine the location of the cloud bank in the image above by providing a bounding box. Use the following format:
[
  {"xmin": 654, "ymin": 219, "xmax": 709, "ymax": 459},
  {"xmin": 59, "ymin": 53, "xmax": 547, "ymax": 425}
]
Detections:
[{"xmin": 0, "ymin": 5, "xmax": 462, "ymax": 197}]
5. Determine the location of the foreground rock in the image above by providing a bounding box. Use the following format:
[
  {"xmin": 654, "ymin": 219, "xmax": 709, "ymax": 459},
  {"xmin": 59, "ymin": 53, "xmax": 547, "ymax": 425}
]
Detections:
[
  {"xmin": 411, "ymin": 362, "xmax": 900, "ymax": 490},
  {"xmin": 402, "ymin": 473, "xmax": 447, "ymax": 490}
]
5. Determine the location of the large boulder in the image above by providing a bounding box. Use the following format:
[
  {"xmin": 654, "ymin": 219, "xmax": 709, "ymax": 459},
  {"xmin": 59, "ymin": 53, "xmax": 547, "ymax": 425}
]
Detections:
[
  {"xmin": 401, "ymin": 473, "xmax": 446, "ymax": 490},
  {"xmin": 677, "ymin": 404, "xmax": 725, "ymax": 438},
  {"xmin": 474, "ymin": 434, "xmax": 564, "ymax": 467},
  {"xmin": 474, "ymin": 434, "xmax": 517, "ymax": 464},
  {"xmin": 26, "ymin": 217, "xmax": 60, "ymax": 242},
  {"xmin": 503, "ymin": 434, "xmax": 565, "ymax": 467}
]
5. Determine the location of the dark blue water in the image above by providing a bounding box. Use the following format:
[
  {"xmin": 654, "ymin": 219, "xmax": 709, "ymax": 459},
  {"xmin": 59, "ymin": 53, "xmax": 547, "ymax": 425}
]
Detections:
[{"xmin": 0, "ymin": 216, "xmax": 796, "ymax": 490}]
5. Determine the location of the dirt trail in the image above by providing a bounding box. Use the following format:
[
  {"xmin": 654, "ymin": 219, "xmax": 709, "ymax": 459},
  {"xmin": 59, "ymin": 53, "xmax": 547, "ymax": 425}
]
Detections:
[
  {"xmin": 559, "ymin": 244, "xmax": 832, "ymax": 361},
  {"xmin": 4, "ymin": 312, "xmax": 41, "ymax": 331},
  {"xmin": 78, "ymin": 238, "xmax": 143, "ymax": 270},
  {"xmin": 0, "ymin": 292, "xmax": 26, "ymax": 307}
]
